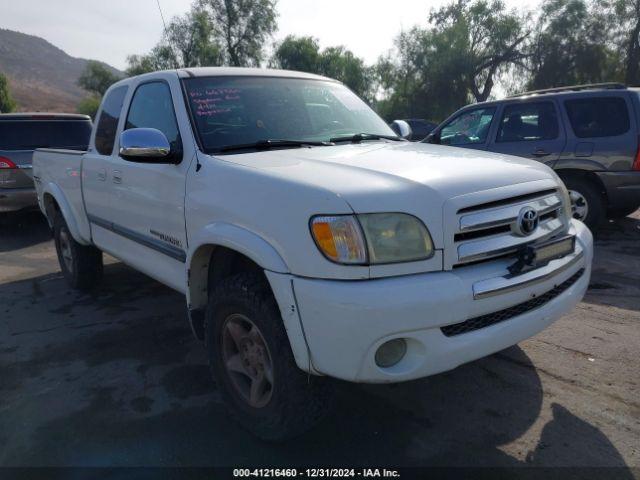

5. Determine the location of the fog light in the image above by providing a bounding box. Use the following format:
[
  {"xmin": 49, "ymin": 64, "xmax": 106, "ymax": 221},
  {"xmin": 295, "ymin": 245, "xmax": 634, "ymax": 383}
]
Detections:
[{"xmin": 375, "ymin": 338, "xmax": 407, "ymax": 368}]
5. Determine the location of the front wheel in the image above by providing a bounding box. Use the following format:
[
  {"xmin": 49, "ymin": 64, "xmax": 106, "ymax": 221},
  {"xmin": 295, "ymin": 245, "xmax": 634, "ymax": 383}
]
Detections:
[
  {"xmin": 205, "ymin": 272, "xmax": 333, "ymax": 441},
  {"xmin": 560, "ymin": 176, "xmax": 606, "ymax": 230},
  {"xmin": 53, "ymin": 211, "xmax": 103, "ymax": 290}
]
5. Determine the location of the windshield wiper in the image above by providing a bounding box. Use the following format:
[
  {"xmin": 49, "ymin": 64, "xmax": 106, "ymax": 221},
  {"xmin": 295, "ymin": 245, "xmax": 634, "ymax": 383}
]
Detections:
[
  {"xmin": 217, "ymin": 139, "xmax": 333, "ymax": 153},
  {"xmin": 329, "ymin": 133, "xmax": 403, "ymax": 143}
]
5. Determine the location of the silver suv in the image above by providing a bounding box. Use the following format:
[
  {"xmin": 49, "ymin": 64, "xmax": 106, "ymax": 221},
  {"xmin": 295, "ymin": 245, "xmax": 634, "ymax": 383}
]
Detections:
[
  {"xmin": 423, "ymin": 83, "xmax": 640, "ymax": 229},
  {"xmin": 0, "ymin": 113, "xmax": 92, "ymax": 215}
]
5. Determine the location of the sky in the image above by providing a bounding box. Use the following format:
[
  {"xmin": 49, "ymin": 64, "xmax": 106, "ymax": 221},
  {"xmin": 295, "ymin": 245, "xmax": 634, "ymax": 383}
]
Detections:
[{"xmin": 0, "ymin": 0, "xmax": 540, "ymax": 71}]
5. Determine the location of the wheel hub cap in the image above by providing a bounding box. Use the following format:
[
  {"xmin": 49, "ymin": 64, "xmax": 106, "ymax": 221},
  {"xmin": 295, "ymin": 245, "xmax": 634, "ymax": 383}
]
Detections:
[
  {"xmin": 59, "ymin": 229, "xmax": 73, "ymax": 272},
  {"xmin": 568, "ymin": 189, "xmax": 589, "ymax": 221},
  {"xmin": 221, "ymin": 314, "xmax": 274, "ymax": 408}
]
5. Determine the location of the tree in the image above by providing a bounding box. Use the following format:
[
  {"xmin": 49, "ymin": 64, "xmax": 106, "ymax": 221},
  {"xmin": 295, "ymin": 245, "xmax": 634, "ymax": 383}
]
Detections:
[
  {"xmin": 76, "ymin": 96, "xmax": 102, "ymax": 119},
  {"xmin": 527, "ymin": 0, "xmax": 620, "ymax": 89},
  {"xmin": 78, "ymin": 61, "xmax": 121, "ymax": 96},
  {"xmin": 271, "ymin": 35, "xmax": 321, "ymax": 72},
  {"xmin": 77, "ymin": 61, "xmax": 121, "ymax": 119},
  {"xmin": 198, "ymin": 0, "xmax": 278, "ymax": 67},
  {"xmin": 374, "ymin": 29, "xmax": 434, "ymax": 120},
  {"xmin": 127, "ymin": 8, "xmax": 224, "ymax": 75},
  {"xmin": 429, "ymin": 0, "xmax": 531, "ymax": 102},
  {"xmin": 601, "ymin": 0, "xmax": 640, "ymax": 84},
  {"xmin": 618, "ymin": 0, "xmax": 640, "ymax": 84},
  {"xmin": 373, "ymin": 0, "xmax": 530, "ymax": 121},
  {"xmin": 271, "ymin": 35, "xmax": 375, "ymax": 101},
  {"xmin": 0, "ymin": 73, "xmax": 17, "ymax": 113},
  {"xmin": 374, "ymin": 25, "xmax": 482, "ymax": 121},
  {"xmin": 319, "ymin": 47, "xmax": 374, "ymax": 101}
]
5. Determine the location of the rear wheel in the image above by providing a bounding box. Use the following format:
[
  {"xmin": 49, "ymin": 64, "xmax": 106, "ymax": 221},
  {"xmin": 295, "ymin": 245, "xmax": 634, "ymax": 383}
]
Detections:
[
  {"xmin": 206, "ymin": 272, "xmax": 333, "ymax": 441},
  {"xmin": 53, "ymin": 211, "xmax": 103, "ymax": 290},
  {"xmin": 560, "ymin": 176, "xmax": 606, "ymax": 230}
]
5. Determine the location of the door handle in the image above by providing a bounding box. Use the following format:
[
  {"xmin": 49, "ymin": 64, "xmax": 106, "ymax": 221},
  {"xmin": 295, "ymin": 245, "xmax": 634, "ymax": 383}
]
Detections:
[
  {"xmin": 532, "ymin": 149, "xmax": 551, "ymax": 157},
  {"xmin": 112, "ymin": 170, "xmax": 122, "ymax": 184},
  {"xmin": 97, "ymin": 169, "xmax": 106, "ymax": 181}
]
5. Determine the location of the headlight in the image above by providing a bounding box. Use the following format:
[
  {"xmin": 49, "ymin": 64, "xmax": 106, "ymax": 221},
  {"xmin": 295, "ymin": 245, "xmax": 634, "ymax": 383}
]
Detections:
[
  {"xmin": 310, "ymin": 213, "xmax": 434, "ymax": 265},
  {"xmin": 310, "ymin": 215, "xmax": 367, "ymax": 264},
  {"xmin": 359, "ymin": 213, "xmax": 434, "ymax": 263},
  {"xmin": 550, "ymin": 171, "xmax": 572, "ymax": 222},
  {"xmin": 558, "ymin": 182, "xmax": 572, "ymax": 221}
]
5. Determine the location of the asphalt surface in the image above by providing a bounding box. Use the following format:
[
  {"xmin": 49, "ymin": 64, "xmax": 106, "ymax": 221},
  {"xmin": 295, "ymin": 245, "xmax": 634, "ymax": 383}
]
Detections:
[{"xmin": 0, "ymin": 211, "xmax": 639, "ymax": 470}]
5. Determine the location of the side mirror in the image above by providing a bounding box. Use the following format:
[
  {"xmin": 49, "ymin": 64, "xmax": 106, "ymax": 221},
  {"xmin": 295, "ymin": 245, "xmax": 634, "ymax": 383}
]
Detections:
[
  {"xmin": 119, "ymin": 128, "xmax": 173, "ymax": 162},
  {"xmin": 390, "ymin": 120, "xmax": 413, "ymax": 140}
]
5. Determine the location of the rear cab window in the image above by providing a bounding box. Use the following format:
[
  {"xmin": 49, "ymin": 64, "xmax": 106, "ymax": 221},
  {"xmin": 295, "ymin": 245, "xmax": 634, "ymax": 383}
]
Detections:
[
  {"xmin": 94, "ymin": 86, "xmax": 128, "ymax": 155},
  {"xmin": 496, "ymin": 102, "xmax": 559, "ymax": 143},
  {"xmin": 564, "ymin": 97, "xmax": 630, "ymax": 138},
  {"xmin": 0, "ymin": 119, "xmax": 92, "ymax": 151}
]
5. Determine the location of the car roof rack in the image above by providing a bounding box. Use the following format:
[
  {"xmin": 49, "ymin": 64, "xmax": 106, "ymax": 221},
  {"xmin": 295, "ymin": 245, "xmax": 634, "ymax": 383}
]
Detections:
[{"xmin": 508, "ymin": 82, "xmax": 627, "ymax": 98}]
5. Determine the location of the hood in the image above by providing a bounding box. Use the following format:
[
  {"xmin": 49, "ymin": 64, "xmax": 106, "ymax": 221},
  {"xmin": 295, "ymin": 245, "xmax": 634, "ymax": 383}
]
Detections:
[
  {"xmin": 218, "ymin": 141, "xmax": 556, "ymax": 199},
  {"xmin": 214, "ymin": 141, "xmax": 559, "ymax": 247}
]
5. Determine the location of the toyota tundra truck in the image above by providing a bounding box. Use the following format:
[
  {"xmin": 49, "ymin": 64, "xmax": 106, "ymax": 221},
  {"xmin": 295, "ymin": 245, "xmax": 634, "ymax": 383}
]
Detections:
[{"xmin": 33, "ymin": 67, "xmax": 593, "ymax": 440}]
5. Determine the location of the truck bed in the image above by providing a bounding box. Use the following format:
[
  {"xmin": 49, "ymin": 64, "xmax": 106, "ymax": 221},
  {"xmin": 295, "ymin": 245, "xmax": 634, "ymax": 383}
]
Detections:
[{"xmin": 33, "ymin": 148, "xmax": 92, "ymax": 244}]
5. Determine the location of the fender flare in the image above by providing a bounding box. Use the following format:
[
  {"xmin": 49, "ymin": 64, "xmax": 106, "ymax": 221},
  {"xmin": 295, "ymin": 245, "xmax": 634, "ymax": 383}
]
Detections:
[
  {"xmin": 41, "ymin": 182, "xmax": 91, "ymax": 245},
  {"xmin": 554, "ymin": 158, "xmax": 607, "ymax": 171},
  {"xmin": 186, "ymin": 224, "xmax": 315, "ymax": 371},
  {"xmin": 188, "ymin": 222, "xmax": 289, "ymax": 274},
  {"xmin": 186, "ymin": 221, "xmax": 289, "ymax": 311}
]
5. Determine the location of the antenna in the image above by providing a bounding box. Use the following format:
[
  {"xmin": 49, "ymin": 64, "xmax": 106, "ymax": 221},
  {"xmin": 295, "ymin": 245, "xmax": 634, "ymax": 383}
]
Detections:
[
  {"xmin": 156, "ymin": 0, "xmax": 168, "ymax": 31},
  {"xmin": 155, "ymin": 0, "xmax": 203, "ymax": 171},
  {"xmin": 155, "ymin": 0, "xmax": 179, "ymax": 69}
]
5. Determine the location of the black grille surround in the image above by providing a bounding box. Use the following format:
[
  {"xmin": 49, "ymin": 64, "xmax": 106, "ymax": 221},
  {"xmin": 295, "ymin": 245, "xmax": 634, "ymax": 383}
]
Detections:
[{"xmin": 441, "ymin": 269, "xmax": 585, "ymax": 337}]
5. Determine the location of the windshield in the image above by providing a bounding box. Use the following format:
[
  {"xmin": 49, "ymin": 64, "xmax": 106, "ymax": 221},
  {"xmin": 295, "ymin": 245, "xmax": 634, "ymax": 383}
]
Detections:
[
  {"xmin": 0, "ymin": 120, "xmax": 92, "ymax": 151},
  {"xmin": 183, "ymin": 76, "xmax": 396, "ymax": 153}
]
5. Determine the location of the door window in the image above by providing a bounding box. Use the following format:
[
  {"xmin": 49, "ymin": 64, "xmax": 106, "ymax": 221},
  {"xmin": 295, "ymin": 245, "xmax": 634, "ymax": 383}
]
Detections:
[
  {"xmin": 125, "ymin": 82, "xmax": 182, "ymax": 155},
  {"xmin": 440, "ymin": 108, "xmax": 495, "ymax": 146},
  {"xmin": 94, "ymin": 86, "xmax": 128, "ymax": 155},
  {"xmin": 496, "ymin": 102, "xmax": 559, "ymax": 143},
  {"xmin": 564, "ymin": 97, "xmax": 630, "ymax": 138}
]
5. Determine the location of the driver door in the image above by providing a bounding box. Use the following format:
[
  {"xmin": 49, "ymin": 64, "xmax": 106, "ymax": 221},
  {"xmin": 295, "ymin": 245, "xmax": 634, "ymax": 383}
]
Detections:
[{"xmin": 106, "ymin": 80, "xmax": 193, "ymax": 292}]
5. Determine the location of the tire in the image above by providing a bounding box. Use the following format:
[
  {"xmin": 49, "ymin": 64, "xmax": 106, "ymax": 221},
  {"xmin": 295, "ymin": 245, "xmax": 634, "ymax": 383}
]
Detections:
[
  {"xmin": 53, "ymin": 211, "xmax": 103, "ymax": 290},
  {"xmin": 205, "ymin": 272, "xmax": 333, "ymax": 441},
  {"xmin": 560, "ymin": 176, "xmax": 606, "ymax": 230}
]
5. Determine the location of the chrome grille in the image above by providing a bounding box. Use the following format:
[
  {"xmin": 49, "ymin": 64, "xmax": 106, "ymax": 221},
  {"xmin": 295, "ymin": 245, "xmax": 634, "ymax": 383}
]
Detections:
[{"xmin": 453, "ymin": 189, "xmax": 568, "ymax": 267}]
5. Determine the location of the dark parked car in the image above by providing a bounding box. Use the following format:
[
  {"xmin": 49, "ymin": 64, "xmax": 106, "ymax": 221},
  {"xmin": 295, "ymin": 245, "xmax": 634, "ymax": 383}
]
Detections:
[
  {"xmin": 424, "ymin": 83, "xmax": 640, "ymax": 229},
  {"xmin": 0, "ymin": 113, "xmax": 92, "ymax": 215},
  {"xmin": 390, "ymin": 118, "xmax": 438, "ymax": 141}
]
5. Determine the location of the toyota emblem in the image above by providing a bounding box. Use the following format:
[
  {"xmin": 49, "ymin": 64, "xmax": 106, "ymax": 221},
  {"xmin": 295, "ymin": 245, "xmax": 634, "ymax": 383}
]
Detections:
[{"xmin": 514, "ymin": 207, "xmax": 539, "ymax": 236}]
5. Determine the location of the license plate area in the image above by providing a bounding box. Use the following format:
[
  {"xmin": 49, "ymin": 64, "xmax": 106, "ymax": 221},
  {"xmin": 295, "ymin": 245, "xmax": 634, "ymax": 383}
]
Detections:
[{"xmin": 509, "ymin": 235, "xmax": 576, "ymax": 275}]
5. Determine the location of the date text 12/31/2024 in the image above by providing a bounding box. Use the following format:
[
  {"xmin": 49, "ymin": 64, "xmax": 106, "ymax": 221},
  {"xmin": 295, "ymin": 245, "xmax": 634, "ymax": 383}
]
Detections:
[{"xmin": 233, "ymin": 469, "xmax": 401, "ymax": 478}]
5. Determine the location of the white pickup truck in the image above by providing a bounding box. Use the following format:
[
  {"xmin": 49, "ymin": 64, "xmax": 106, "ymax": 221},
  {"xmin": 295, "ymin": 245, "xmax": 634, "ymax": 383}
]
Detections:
[{"xmin": 34, "ymin": 67, "xmax": 593, "ymax": 440}]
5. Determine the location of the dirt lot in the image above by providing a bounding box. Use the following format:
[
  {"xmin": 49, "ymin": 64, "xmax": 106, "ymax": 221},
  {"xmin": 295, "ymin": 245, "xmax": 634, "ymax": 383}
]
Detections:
[{"xmin": 0, "ymin": 211, "xmax": 639, "ymax": 470}]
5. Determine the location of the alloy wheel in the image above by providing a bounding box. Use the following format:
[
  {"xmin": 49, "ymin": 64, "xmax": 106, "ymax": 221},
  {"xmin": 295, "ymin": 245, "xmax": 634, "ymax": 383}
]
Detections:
[
  {"xmin": 221, "ymin": 313, "xmax": 274, "ymax": 408},
  {"xmin": 58, "ymin": 229, "xmax": 74, "ymax": 272},
  {"xmin": 568, "ymin": 189, "xmax": 589, "ymax": 221}
]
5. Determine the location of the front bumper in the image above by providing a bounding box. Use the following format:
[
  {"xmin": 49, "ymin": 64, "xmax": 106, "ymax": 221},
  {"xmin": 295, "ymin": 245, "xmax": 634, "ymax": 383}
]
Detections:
[
  {"xmin": 274, "ymin": 220, "xmax": 592, "ymax": 383},
  {"xmin": 595, "ymin": 170, "xmax": 640, "ymax": 210},
  {"xmin": 0, "ymin": 187, "xmax": 38, "ymax": 213}
]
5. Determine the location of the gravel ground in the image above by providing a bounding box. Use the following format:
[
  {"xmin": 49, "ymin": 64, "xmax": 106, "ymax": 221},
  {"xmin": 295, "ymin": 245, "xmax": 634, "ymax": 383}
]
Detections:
[{"xmin": 0, "ymin": 211, "xmax": 638, "ymax": 471}]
